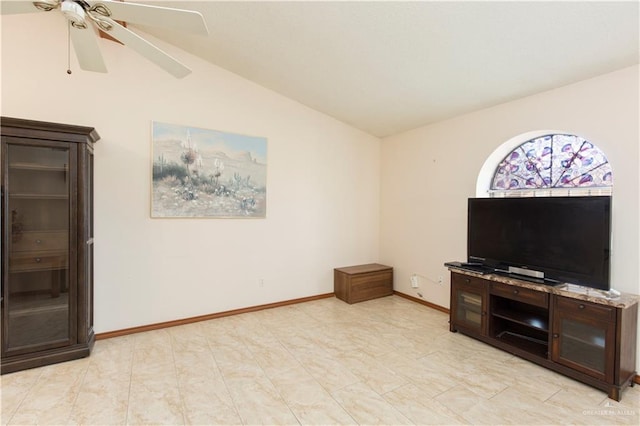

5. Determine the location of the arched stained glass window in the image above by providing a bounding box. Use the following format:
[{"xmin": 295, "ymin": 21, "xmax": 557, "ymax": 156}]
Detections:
[{"xmin": 491, "ymin": 134, "xmax": 613, "ymax": 191}]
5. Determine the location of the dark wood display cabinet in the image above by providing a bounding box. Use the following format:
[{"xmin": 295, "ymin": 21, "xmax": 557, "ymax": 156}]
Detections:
[
  {"xmin": 1, "ymin": 117, "xmax": 98, "ymax": 374},
  {"xmin": 449, "ymin": 269, "xmax": 639, "ymax": 401}
]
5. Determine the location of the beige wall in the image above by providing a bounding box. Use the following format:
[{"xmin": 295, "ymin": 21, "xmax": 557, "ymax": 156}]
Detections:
[
  {"xmin": 380, "ymin": 66, "xmax": 640, "ymax": 365},
  {"xmin": 1, "ymin": 14, "xmax": 381, "ymax": 332},
  {"xmin": 380, "ymin": 65, "xmax": 639, "ymax": 304}
]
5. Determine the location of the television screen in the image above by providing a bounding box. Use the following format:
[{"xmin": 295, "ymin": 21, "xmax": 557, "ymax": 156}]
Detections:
[{"xmin": 467, "ymin": 196, "xmax": 611, "ymax": 290}]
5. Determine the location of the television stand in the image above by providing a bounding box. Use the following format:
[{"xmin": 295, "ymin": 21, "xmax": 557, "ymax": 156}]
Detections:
[{"xmin": 448, "ymin": 269, "xmax": 639, "ymax": 401}]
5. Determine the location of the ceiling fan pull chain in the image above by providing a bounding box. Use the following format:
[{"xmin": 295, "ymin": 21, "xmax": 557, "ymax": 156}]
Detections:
[{"xmin": 67, "ymin": 20, "xmax": 72, "ymax": 75}]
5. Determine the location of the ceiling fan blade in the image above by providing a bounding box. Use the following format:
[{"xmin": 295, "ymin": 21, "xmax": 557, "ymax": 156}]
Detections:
[
  {"xmin": 0, "ymin": 0, "xmax": 45, "ymax": 14},
  {"xmin": 70, "ymin": 24, "xmax": 107, "ymax": 73},
  {"xmin": 99, "ymin": 18, "xmax": 191, "ymax": 78},
  {"xmin": 85, "ymin": 0, "xmax": 208, "ymax": 35}
]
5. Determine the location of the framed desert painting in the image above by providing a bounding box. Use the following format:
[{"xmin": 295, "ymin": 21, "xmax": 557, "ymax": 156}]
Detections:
[{"xmin": 151, "ymin": 121, "xmax": 267, "ymax": 218}]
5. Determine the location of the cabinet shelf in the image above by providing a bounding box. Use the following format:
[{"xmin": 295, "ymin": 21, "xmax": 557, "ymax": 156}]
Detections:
[
  {"xmin": 9, "ymin": 162, "xmax": 67, "ymax": 172},
  {"xmin": 495, "ymin": 330, "xmax": 548, "ymax": 358},
  {"xmin": 562, "ymin": 330, "xmax": 606, "ymax": 349},
  {"xmin": 13, "ymin": 228, "xmax": 68, "ymax": 235},
  {"xmin": 6, "ymin": 292, "xmax": 70, "ymax": 348},
  {"xmin": 9, "ymin": 266, "xmax": 68, "ymax": 273},
  {"xmin": 12, "ymin": 229, "xmax": 68, "ymax": 234},
  {"xmin": 563, "ymin": 333, "xmax": 605, "ymax": 350},
  {"xmin": 9, "ymin": 193, "xmax": 68, "ymax": 200},
  {"xmin": 9, "ymin": 293, "xmax": 69, "ymax": 317},
  {"xmin": 461, "ymin": 303, "xmax": 482, "ymax": 313},
  {"xmin": 492, "ymin": 308, "xmax": 549, "ymax": 331},
  {"xmin": 461, "ymin": 293, "xmax": 481, "ymax": 306}
]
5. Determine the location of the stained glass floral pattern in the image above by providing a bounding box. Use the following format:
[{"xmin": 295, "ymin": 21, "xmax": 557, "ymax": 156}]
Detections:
[{"xmin": 491, "ymin": 134, "xmax": 612, "ymax": 191}]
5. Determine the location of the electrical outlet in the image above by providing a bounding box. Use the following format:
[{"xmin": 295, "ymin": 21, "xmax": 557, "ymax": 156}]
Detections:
[
  {"xmin": 437, "ymin": 275, "xmax": 443, "ymax": 284},
  {"xmin": 410, "ymin": 274, "xmax": 419, "ymax": 288},
  {"xmin": 259, "ymin": 278, "xmax": 264, "ymax": 287}
]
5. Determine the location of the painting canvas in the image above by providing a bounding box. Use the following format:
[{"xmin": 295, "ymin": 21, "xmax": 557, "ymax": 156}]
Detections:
[{"xmin": 152, "ymin": 121, "xmax": 267, "ymax": 218}]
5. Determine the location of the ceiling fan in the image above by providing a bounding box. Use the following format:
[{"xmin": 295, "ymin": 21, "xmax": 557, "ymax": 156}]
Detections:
[{"xmin": 0, "ymin": 0, "xmax": 209, "ymax": 77}]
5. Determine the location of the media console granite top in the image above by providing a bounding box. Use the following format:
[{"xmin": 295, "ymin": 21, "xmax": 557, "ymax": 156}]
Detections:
[{"xmin": 449, "ymin": 268, "xmax": 640, "ymax": 308}]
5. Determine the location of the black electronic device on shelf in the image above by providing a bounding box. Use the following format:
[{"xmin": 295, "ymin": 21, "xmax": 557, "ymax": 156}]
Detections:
[{"xmin": 444, "ymin": 261, "xmax": 494, "ymax": 275}]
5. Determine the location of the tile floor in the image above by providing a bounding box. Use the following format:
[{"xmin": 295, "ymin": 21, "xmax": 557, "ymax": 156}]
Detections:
[{"xmin": 1, "ymin": 295, "xmax": 639, "ymax": 425}]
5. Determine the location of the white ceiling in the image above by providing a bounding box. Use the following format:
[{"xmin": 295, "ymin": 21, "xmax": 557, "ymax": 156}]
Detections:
[
  {"xmin": 135, "ymin": 1, "xmax": 639, "ymax": 137},
  {"xmin": 13, "ymin": 1, "xmax": 640, "ymax": 137}
]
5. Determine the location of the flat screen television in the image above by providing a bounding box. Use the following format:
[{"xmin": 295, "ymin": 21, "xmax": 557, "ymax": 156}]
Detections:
[{"xmin": 467, "ymin": 196, "xmax": 611, "ymax": 290}]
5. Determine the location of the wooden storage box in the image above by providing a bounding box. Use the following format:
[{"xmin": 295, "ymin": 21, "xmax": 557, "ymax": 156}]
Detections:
[{"xmin": 334, "ymin": 263, "xmax": 393, "ymax": 304}]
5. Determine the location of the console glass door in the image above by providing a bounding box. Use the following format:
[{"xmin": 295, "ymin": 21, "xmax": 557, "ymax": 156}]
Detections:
[
  {"xmin": 559, "ymin": 318, "xmax": 606, "ymax": 373},
  {"xmin": 552, "ymin": 306, "xmax": 614, "ymax": 382},
  {"xmin": 451, "ymin": 274, "xmax": 487, "ymax": 335},
  {"xmin": 456, "ymin": 290, "xmax": 483, "ymax": 329}
]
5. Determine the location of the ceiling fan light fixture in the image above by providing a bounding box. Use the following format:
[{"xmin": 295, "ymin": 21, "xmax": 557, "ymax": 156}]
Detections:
[
  {"xmin": 32, "ymin": 0, "xmax": 59, "ymax": 12},
  {"xmin": 61, "ymin": 0, "xmax": 87, "ymax": 29},
  {"xmin": 91, "ymin": 16, "xmax": 113, "ymax": 32},
  {"xmin": 89, "ymin": 3, "xmax": 111, "ymax": 18}
]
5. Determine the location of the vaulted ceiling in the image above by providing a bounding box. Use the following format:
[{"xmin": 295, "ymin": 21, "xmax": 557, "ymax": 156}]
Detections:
[{"xmin": 7, "ymin": 1, "xmax": 640, "ymax": 137}]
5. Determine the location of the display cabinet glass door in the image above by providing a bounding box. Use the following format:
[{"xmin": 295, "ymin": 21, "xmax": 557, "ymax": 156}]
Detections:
[{"xmin": 2, "ymin": 141, "xmax": 77, "ymax": 355}]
